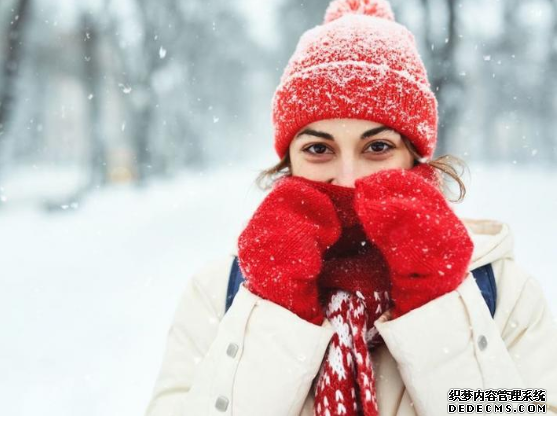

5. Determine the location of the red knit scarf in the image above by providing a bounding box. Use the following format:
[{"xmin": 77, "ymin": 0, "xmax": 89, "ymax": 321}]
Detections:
[{"xmin": 303, "ymin": 181, "xmax": 393, "ymax": 416}]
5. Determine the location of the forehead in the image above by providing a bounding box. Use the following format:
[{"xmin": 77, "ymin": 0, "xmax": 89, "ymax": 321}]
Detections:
[{"xmin": 294, "ymin": 118, "xmax": 399, "ymax": 139}]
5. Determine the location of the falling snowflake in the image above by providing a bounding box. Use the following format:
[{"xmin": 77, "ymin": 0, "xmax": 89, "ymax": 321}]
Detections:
[{"xmin": 118, "ymin": 83, "xmax": 132, "ymax": 94}]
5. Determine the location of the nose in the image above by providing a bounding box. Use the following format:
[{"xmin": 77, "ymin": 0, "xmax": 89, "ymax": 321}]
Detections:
[{"xmin": 329, "ymin": 159, "xmax": 357, "ymax": 188}]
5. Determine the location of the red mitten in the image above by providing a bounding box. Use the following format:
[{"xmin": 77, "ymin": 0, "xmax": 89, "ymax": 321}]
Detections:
[
  {"xmin": 354, "ymin": 164, "xmax": 474, "ymax": 320},
  {"xmin": 237, "ymin": 176, "xmax": 342, "ymax": 326}
]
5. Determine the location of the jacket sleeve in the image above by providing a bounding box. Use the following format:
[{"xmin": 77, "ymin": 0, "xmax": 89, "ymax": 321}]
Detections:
[
  {"xmin": 144, "ymin": 258, "xmax": 335, "ymax": 416},
  {"xmin": 374, "ymin": 261, "xmax": 557, "ymax": 416}
]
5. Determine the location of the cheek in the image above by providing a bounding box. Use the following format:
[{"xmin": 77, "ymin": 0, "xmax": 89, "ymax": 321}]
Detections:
[
  {"xmin": 382, "ymin": 147, "xmax": 414, "ymax": 169},
  {"xmin": 290, "ymin": 152, "xmax": 334, "ymax": 179},
  {"xmin": 359, "ymin": 150, "xmax": 413, "ymax": 174},
  {"xmin": 289, "ymin": 150, "xmax": 303, "ymax": 176},
  {"xmin": 399, "ymin": 148, "xmax": 415, "ymax": 169}
]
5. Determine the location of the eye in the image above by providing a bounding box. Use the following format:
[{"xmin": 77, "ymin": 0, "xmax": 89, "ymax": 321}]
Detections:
[
  {"xmin": 365, "ymin": 141, "xmax": 393, "ymax": 154},
  {"xmin": 302, "ymin": 143, "xmax": 333, "ymax": 155}
]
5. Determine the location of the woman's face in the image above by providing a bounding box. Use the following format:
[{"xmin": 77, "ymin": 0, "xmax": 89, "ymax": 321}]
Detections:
[{"xmin": 289, "ymin": 118, "xmax": 415, "ymax": 188}]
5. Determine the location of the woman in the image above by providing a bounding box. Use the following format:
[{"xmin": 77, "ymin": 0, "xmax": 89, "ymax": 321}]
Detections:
[{"xmin": 145, "ymin": 0, "xmax": 557, "ymax": 416}]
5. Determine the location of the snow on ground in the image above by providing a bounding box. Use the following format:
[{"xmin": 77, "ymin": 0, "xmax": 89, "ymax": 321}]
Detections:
[{"xmin": 0, "ymin": 160, "xmax": 555, "ymax": 415}]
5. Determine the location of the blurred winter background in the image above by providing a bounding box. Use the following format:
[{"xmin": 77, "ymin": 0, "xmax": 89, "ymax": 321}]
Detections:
[{"xmin": 0, "ymin": 0, "xmax": 555, "ymax": 415}]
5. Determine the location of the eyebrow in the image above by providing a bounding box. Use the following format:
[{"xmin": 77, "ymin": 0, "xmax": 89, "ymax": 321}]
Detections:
[{"xmin": 295, "ymin": 125, "xmax": 395, "ymax": 141}]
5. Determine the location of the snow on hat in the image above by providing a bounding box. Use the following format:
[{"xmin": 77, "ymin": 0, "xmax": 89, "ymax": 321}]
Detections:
[{"xmin": 271, "ymin": 0, "xmax": 438, "ymax": 161}]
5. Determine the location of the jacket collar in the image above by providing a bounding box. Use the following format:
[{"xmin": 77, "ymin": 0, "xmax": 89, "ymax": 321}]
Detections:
[{"xmin": 462, "ymin": 217, "xmax": 514, "ymax": 271}]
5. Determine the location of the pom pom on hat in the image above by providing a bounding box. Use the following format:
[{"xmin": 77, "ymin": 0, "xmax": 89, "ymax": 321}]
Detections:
[{"xmin": 324, "ymin": 0, "xmax": 395, "ymax": 24}]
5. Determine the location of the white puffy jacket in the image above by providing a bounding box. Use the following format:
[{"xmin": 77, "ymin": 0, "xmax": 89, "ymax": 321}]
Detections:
[{"xmin": 145, "ymin": 218, "xmax": 557, "ymax": 415}]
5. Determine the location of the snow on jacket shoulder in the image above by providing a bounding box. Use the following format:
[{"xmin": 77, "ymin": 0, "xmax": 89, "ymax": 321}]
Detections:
[{"xmin": 144, "ymin": 218, "xmax": 557, "ymax": 416}]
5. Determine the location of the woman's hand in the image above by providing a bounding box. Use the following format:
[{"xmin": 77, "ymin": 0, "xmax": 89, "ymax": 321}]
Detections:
[
  {"xmin": 353, "ymin": 164, "xmax": 474, "ymax": 320},
  {"xmin": 318, "ymin": 225, "xmax": 393, "ymax": 328},
  {"xmin": 237, "ymin": 175, "xmax": 342, "ymax": 326}
]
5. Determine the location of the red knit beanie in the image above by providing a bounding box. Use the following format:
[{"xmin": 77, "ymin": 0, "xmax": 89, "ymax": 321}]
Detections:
[{"xmin": 271, "ymin": 0, "xmax": 438, "ymax": 161}]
